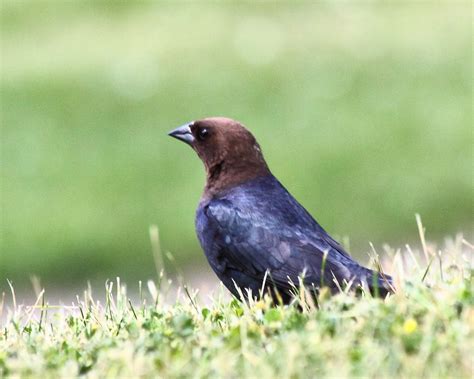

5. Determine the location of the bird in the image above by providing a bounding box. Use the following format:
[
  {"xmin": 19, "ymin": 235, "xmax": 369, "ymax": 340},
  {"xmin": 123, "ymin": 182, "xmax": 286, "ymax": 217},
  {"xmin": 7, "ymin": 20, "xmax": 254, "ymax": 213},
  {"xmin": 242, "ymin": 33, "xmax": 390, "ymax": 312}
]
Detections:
[{"xmin": 168, "ymin": 117, "xmax": 393, "ymax": 303}]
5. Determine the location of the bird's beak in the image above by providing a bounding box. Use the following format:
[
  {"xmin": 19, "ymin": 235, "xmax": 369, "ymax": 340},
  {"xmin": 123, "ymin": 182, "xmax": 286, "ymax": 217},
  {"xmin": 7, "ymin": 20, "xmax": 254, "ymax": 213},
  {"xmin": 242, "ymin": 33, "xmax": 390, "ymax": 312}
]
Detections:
[{"xmin": 168, "ymin": 123, "xmax": 195, "ymax": 146}]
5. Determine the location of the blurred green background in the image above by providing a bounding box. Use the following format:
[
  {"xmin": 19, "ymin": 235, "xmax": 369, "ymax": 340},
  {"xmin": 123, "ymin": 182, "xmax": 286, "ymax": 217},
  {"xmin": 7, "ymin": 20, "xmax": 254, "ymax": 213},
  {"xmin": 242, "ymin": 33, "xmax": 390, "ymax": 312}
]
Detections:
[{"xmin": 1, "ymin": 1, "xmax": 472, "ymax": 292}]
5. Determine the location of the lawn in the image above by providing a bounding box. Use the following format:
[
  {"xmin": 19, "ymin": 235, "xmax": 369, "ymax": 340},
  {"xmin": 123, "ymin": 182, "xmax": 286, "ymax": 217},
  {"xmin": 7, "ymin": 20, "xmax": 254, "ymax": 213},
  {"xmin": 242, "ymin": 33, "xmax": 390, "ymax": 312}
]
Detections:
[{"xmin": 1, "ymin": 226, "xmax": 472, "ymax": 378}]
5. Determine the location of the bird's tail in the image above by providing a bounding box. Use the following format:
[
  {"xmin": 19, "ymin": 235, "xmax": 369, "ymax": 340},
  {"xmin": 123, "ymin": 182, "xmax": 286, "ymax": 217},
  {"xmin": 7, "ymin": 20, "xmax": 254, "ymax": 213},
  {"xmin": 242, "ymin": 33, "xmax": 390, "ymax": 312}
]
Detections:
[{"xmin": 356, "ymin": 267, "xmax": 394, "ymax": 297}]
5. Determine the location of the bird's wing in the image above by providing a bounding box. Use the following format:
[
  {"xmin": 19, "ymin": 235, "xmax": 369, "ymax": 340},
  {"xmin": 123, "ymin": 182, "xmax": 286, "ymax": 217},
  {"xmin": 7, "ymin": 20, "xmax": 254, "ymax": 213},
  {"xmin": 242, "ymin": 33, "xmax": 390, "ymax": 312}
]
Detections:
[{"xmin": 205, "ymin": 198, "xmax": 355, "ymax": 291}]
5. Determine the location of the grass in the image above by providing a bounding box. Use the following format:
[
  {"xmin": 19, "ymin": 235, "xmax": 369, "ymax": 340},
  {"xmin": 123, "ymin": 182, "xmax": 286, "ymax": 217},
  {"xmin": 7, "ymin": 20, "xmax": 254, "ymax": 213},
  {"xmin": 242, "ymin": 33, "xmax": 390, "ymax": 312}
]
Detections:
[{"xmin": 1, "ymin": 223, "xmax": 472, "ymax": 378}]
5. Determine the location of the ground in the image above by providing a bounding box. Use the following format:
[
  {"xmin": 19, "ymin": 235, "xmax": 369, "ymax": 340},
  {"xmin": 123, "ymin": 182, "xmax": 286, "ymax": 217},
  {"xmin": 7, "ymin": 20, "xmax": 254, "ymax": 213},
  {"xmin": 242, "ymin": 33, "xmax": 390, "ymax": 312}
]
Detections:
[{"xmin": 1, "ymin": 231, "xmax": 472, "ymax": 378}]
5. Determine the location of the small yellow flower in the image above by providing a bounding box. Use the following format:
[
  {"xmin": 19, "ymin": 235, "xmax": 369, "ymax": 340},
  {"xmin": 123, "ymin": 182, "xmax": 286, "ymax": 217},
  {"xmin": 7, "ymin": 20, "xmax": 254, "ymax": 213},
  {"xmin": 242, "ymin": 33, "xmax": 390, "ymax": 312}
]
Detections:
[
  {"xmin": 403, "ymin": 318, "xmax": 418, "ymax": 334},
  {"xmin": 318, "ymin": 287, "xmax": 330, "ymax": 301},
  {"xmin": 248, "ymin": 320, "xmax": 259, "ymax": 333},
  {"xmin": 255, "ymin": 300, "xmax": 266, "ymax": 310}
]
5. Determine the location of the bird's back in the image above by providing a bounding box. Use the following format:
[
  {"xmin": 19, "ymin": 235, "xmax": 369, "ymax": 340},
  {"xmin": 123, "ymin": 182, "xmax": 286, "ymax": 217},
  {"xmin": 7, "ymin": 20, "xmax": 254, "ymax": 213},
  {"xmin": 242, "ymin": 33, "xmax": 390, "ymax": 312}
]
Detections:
[{"xmin": 196, "ymin": 175, "xmax": 392, "ymax": 301}]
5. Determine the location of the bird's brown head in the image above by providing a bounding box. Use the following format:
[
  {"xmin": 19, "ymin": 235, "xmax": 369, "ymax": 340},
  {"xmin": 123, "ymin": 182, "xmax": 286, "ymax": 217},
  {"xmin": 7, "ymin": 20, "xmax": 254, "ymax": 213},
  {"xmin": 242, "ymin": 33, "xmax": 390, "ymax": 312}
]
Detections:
[{"xmin": 168, "ymin": 117, "xmax": 271, "ymax": 196}]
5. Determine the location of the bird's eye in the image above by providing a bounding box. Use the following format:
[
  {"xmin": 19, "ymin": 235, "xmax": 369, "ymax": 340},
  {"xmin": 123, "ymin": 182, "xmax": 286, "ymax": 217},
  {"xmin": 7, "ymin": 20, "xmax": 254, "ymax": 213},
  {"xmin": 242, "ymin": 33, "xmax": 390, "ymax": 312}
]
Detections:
[{"xmin": 198, "ymin": 128, "xmax": 209, "ymax": 140}]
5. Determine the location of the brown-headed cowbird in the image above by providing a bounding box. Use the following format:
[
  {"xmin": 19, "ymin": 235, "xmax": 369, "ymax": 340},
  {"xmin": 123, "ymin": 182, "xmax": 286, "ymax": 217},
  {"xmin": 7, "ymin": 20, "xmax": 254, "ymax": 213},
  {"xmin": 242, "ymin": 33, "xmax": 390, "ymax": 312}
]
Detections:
[{"xmin": 169, "ymin": 117, "xmax": 393, "ymax": 302}]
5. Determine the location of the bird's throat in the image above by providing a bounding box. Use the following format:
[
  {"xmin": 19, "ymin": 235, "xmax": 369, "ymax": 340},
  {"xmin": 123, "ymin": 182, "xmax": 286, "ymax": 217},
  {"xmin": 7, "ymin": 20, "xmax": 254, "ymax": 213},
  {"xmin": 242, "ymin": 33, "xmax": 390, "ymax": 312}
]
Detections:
[{"xmin": 204, "ymin": 159, "xmax": 271, "ymax": 197}]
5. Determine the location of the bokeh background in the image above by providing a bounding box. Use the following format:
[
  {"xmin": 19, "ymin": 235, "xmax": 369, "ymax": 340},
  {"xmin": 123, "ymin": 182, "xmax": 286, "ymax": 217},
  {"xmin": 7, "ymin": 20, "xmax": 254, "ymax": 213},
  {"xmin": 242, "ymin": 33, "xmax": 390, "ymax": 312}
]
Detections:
[{"xmin": 1, "ymin": 1, "xmax": 472, "ymax": 294}]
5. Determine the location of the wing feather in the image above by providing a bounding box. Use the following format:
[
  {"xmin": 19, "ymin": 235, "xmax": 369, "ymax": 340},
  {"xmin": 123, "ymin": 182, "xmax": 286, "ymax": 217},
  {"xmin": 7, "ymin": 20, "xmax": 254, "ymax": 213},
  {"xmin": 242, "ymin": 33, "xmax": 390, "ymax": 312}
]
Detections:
[{"xmin": 205, "ymin": 198, "xmax": 354, "ymax": 291}]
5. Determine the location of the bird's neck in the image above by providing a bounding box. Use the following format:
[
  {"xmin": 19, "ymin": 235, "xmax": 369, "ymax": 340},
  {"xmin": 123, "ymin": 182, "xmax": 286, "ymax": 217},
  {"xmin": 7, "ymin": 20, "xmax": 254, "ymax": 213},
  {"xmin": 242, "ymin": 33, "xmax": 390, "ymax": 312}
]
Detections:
[{"xmin": 204, "ymin": 159, "xmax": 271, "ymax": 198}]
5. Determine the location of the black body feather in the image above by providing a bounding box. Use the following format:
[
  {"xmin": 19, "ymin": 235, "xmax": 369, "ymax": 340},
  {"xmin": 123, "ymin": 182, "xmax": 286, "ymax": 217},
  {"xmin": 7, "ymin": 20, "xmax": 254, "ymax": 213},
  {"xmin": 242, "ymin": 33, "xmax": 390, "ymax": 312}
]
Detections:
[{"xmin": 196, "ymin": 175, "xmax": 392, "ymax": 302}]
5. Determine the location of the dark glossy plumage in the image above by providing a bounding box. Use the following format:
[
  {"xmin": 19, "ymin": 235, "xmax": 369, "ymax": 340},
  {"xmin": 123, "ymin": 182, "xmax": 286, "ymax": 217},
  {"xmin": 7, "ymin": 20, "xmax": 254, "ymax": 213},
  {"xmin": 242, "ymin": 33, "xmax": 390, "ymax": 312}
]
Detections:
[
  {"xmin": 169, "ymin": 117, "xmax": 393, "ymax": 302},
  {"xmin": 196, "ymin": 175, "xmax": 391, "ymax": 301}
]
